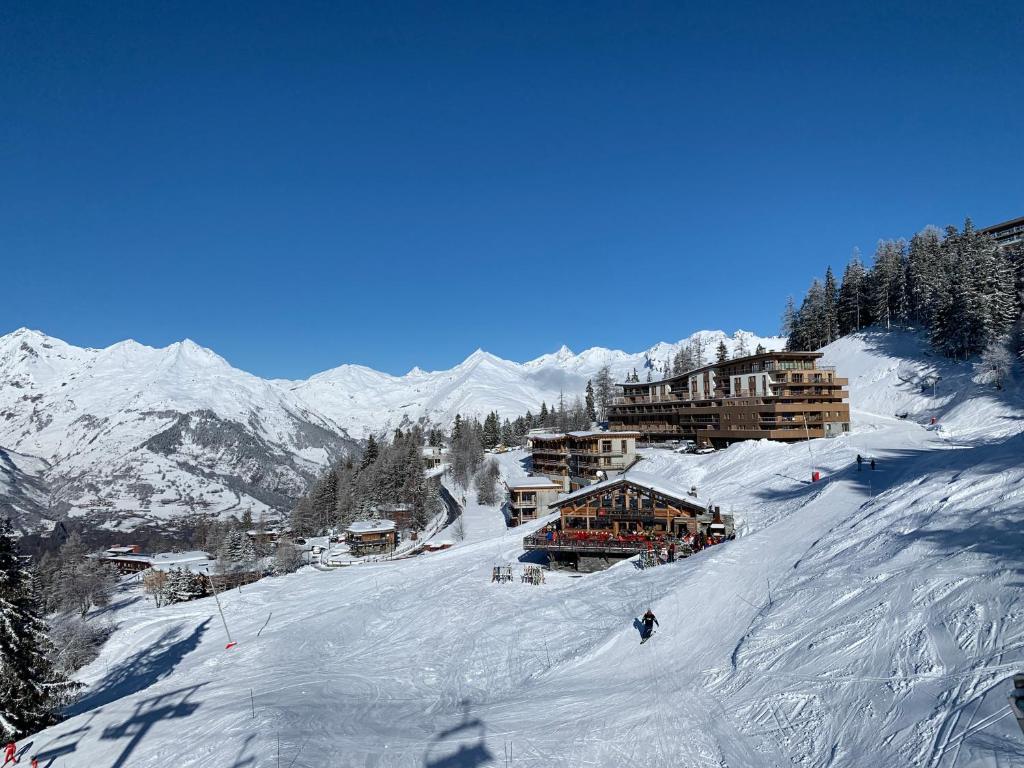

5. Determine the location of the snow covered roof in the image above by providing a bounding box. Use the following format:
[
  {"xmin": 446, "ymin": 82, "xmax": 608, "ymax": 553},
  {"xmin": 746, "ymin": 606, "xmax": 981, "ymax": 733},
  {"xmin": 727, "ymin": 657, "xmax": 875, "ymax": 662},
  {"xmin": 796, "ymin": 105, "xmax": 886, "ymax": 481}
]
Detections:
[
  {"xmin": 347, "ymin": 519, "xmax": 397, "ymax": 534},
  {"xmin": 105, "ymin": 545, "xmax": 138, "ymax": 554},
  {"xmin": 372, "ymin": 503, "xmax": 412, "ymax": 511},
  {"xmin": 505, "ymin": 476, "xmax": 562, "ymax": 489},
  {"xmin": 151, "ymin": 551, "xmax": 211, "ymax": 563},
  {"xmin": 530, "ymin": 430, "xmax": 640, "ymax": 441},
  {"xmin": 552, "ymin": 469, "xmax": 712, "ymax": 510},
  {"xmin": 148, "ymin": 551, "xmax": 216, "ymax": 573}
]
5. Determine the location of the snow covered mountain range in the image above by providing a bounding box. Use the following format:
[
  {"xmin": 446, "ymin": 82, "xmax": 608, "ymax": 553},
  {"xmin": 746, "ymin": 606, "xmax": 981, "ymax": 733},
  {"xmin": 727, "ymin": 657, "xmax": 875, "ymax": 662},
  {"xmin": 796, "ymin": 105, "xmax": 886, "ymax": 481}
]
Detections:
[{"xmin": 0, "ymin": 327, "xmax": 782, "ymax": 531}]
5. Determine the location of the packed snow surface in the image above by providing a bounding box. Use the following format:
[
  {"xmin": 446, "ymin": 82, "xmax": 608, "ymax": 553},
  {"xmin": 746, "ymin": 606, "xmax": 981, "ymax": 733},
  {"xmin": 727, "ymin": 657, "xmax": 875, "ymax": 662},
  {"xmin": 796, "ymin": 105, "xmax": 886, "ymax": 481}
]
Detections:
[{"xmin": 19, "ymin": 331, "xmax": 1024, "ymax": 766}]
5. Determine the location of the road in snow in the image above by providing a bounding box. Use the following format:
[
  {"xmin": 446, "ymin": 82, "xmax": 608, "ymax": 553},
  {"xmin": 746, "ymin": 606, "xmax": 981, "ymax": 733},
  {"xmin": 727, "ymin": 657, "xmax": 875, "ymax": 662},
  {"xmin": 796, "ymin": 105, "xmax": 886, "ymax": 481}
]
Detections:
[{"xmin": 18, "ymin": 331, "xmax": 1024, "ymax": 767}]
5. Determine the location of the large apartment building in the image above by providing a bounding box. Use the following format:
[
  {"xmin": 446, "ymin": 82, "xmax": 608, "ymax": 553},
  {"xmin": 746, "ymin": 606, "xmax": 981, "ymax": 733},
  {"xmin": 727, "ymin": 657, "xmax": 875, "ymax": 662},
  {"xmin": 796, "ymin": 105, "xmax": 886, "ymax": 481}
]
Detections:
[
  {"xmin": 981, "ymin": 215, "xmax": 1024, "ymax": 251},
  {"xmin": 527, "ymin": 430, "xmax": 640, "ymax": 491},
  {"xmin": 608, "ymin": 351, "xmax": 849, "ymax": 446}
]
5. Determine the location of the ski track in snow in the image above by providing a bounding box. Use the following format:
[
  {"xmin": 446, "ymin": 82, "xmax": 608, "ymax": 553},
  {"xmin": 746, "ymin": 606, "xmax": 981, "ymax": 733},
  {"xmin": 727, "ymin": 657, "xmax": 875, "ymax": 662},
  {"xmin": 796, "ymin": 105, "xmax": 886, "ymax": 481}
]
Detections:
[{"xmin": 17, "ymin": 330, "xmax": 1024, "ymax": 767}]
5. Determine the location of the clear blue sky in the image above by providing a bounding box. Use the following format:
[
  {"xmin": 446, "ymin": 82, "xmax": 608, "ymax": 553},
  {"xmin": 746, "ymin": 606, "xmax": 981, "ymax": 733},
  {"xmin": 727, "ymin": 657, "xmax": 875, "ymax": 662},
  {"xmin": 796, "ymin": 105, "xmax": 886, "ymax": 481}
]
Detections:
[{"xmin": 2, "ymin": 1, "xmax": 1021, "ymax": 377}]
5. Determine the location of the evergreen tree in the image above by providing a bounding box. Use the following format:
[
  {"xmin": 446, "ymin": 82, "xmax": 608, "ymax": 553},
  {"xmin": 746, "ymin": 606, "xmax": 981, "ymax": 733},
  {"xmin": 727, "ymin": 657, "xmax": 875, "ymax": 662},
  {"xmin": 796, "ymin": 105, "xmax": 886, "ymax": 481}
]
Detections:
[
  {"xmin": 906, "ymin": 226, "xmax": 945, "ymax": 327},
  {"xmin": 838, "ymin": 251, "xmax": 869, "ymax": 335},
  {"xmin": 671, "ymin": 345, "xmax": 695, "ymax": 375},
  {"xmin": 163, "ymin": 567, "xmax": 206, "ymax": 604},
  {"xmin": 538, "ymin": 402, "xmax": 549, "ymax": 427},
  {"xmin": 715, "ymin": 340, "xmax": 729, "ymax": 363},
  {"xmin": 584, "ymin": 380, "xmax": 597, "ymax": 423},
  {"xmin": 781, "ymin": 296, "xmax": 798, "ymax": 339},
  {"xmin": 482, "ymin": 411, "xmax": 500, "ymax": 449},
  {"xmin": 592, "ymin": 366, "xmax": 614, "ymax": 420},
  {"xmin": 360, "ymin": 434, "xmax": 379, "ymax": 471},
  {"xmin": 823, "ymin": 266, "xmax": 840, "ymax": 344},
  {"xmin": 869, "ymin": 239, "xmax": 908, "ymax": 330},
  {"xmin": 0, "ymin": 519, "xmax": 75, "ymax": 739}
]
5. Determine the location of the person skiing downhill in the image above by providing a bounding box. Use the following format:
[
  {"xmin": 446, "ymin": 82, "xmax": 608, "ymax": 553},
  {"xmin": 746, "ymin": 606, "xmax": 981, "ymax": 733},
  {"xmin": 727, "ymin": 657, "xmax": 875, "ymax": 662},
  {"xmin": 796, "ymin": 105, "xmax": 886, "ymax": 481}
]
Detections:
[
  {"xmin": 3, "ymin": 742, "xmax": 16, "ymax": 765},
  {"xmin": 641, "ymin": 609, "xmax": 659, "ymax": 641}
]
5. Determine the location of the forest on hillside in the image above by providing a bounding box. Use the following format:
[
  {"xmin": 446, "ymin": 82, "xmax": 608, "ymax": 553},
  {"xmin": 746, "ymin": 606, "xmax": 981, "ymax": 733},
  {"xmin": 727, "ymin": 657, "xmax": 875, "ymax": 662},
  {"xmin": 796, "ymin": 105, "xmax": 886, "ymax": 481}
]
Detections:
[{"xmin": 783, "ymin": 219, "xmax": 1023, "ymax": 385}]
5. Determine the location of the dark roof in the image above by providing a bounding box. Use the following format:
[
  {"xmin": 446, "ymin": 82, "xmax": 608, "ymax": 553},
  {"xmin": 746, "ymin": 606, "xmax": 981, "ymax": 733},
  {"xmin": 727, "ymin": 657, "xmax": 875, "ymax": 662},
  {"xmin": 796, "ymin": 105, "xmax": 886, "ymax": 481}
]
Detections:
[{"xmin": 981, "ymin": 215, "xmax": 1024, "ymax": 234}]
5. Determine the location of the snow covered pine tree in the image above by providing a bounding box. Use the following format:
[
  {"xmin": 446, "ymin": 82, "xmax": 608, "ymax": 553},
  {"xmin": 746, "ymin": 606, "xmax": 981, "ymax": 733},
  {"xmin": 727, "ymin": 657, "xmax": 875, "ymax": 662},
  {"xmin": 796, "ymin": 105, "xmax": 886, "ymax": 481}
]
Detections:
[{"xmin": 0, "ymin": 519, "xmax": 76, "ymax": 740}]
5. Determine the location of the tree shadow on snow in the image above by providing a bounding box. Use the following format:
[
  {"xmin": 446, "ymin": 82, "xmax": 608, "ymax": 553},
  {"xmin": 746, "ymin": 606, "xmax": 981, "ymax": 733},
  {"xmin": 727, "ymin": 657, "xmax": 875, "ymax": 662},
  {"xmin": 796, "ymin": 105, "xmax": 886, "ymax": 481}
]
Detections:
[
  {"xmin": 33, "ymin": 710, "xmax": 102, "ymax": 767},
  {"xmin": 100, "ymin": 683, "xmax": 206, "ymax": 768},
  {"xmin": 423, "ymin": 699, "xmax": 495, "ymax": 768},
  {"xmin": 66, "ymin": 618, "xmax": 210, "ymax": 717}
]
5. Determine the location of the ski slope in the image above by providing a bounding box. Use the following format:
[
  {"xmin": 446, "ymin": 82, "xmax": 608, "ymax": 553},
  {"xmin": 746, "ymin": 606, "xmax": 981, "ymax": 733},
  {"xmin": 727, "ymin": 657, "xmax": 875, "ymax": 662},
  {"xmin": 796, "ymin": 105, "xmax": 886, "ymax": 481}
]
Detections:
[{"xmin": 21, "ymin": 332, "xmax": 1024, "ymax": 767}]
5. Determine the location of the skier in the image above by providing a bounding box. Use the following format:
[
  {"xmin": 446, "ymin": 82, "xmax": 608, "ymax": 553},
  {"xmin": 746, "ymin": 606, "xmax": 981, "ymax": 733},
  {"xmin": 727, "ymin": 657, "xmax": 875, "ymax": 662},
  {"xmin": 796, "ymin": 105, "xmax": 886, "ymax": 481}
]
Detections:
[
  {"xmin": 870, "ymin": 458, "xmax": 876, "ymax": 471},
  {"xmin": 641, "ymin": 609, "xmax": 659, "ymax": 642},
  {"xmin": 3, "ymin": 742, "xmax": 16, "ymax": 765},
  {"xmin": 856, "ymin": 454, "xmax": 863, "ymax": 471}
]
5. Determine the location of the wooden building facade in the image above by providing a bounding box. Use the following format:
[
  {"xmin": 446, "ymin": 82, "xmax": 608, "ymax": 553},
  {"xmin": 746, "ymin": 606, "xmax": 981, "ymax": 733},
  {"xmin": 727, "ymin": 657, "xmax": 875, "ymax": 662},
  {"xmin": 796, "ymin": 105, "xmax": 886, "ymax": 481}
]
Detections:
[
  {"xmin": 526, "ymin": 430, "xmax": 640, "ymax": 491},
  {"xmin": 523, "ymin": 471, "xmax": 735, "ymax": 568},
  {"xmin": 608, "ymin": 351, "xmax": 849, "ymax": 446}
]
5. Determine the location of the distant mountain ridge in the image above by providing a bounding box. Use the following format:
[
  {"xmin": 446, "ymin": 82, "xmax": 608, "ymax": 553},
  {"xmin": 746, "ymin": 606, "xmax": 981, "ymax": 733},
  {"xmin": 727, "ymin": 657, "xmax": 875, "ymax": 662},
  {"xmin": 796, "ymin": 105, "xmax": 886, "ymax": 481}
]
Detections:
[{"xmin": 0, "ymin": 327, "xmax": 783, "ymax": 531}]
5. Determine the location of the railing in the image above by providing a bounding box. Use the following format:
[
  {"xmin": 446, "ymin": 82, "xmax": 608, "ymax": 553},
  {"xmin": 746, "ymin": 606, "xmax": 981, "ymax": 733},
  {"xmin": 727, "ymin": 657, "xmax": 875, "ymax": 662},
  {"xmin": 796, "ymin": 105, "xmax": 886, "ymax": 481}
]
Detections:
[{"xmin": 523, "ymin": 533, "xmax": 693, "ymax": 556}]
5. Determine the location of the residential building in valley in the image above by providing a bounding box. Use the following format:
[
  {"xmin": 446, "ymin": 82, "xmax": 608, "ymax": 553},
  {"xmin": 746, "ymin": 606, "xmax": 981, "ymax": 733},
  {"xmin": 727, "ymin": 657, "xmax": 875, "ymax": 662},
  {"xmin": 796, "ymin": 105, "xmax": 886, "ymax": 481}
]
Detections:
[
  {"xmin": 504, "ymin": 476, "xmax": 563, "ymax": 526},
  {"xmin": 608, "ymin": 350, "xmax": 849, "ymax": 446},
  {"xmin": 526, "ymin": 430, "xmax": 640, "ymax": 491}
]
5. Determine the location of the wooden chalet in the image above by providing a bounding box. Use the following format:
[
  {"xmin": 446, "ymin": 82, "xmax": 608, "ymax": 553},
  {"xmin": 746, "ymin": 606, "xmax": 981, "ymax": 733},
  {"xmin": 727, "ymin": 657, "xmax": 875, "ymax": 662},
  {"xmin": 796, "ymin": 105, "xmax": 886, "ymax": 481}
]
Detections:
[
  {"xmin": 346, "ymin": 519, "xmax": 397, "ymax": 556},
  {"xmin": 523, "ymin": 471, "xmax": 735, "ymax": 570}
]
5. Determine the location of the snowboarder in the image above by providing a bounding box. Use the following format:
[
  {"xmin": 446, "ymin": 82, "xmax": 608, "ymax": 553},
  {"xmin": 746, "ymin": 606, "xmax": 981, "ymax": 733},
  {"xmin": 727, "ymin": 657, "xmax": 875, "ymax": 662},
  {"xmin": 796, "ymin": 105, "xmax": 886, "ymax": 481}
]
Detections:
[
  {"xmin": 3, "ymin": 742, "xmax": 16, "ymax": 765},
  {"xmin": 640, "ymin": 609, "xmax": 659, "ymax": 642},
  {"xmin": 870, "ymin": 458, "xmax": 876, "ymax": 471}
]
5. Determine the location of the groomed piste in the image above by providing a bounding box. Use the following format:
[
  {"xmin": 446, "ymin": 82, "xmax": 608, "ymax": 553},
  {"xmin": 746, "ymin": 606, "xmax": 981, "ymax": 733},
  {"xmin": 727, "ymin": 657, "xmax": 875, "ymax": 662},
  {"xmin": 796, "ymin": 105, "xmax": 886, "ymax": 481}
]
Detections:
[{"xmin": 23, "ymin": 331, "xmax": 1024, "ymax": 767}]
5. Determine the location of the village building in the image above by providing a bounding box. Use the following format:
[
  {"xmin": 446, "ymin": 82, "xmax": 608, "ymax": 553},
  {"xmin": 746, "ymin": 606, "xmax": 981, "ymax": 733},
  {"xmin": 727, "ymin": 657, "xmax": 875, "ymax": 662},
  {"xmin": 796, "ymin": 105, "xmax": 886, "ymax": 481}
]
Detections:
[
  {"xmin": 346, "ymin": 519, "xmax": 397, "ymax": 556},
  {"xmin": 372, "ymin": 503, "xmax": 415, "ymax": 532},
  {"xmin": 608, "ymin": 350, "xmax": 849, "ymax": 446},
  {"xmin": 526, "ymin": 430, "xmax": 640, "ymax": 491},
  {"xmin": 99, "ymin": 546, "xmax": 214, "ymax": 575},
  {"xmin": 523, "ymin": 471, "xmax": 734, "ymax": 571},
  {"xmin": 504, "ymin": 476, "xmax": 563, "ymax": 526},
  {"xmin": 421, "ymin": 445, "xmax": 445, "ymax": 469}
]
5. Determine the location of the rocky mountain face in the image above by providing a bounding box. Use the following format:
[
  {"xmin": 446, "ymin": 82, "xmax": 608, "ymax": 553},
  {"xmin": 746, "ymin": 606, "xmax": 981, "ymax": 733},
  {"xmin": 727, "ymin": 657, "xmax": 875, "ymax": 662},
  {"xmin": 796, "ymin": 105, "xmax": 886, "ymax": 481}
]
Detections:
[
  {"xmin": 0, "ymin": 327, "xmax": 782, "ymax": 533},
  {"xmin": 0, "ymin": 329, "xmax": 358, "ymax": 533}
]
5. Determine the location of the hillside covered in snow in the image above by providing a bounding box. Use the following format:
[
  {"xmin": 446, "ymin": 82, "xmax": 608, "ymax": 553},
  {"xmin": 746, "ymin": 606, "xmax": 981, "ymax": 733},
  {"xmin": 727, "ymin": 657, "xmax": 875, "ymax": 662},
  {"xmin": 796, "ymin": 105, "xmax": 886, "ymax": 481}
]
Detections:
[
  {"xmin": 0, "ymin": 327, "xmax": 780, "ymax": 531},
  {"xmin": 17, "ymin": 330, "xmax": 1024, "ymax": 767}
]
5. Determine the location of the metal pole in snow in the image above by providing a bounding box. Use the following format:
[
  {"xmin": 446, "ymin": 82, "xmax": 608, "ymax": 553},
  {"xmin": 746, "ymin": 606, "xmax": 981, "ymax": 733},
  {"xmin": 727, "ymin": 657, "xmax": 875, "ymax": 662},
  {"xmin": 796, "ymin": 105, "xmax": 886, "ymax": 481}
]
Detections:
[{"xmin": 205, "ymin": 570, "xmax": 236, "ymax": 648}]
